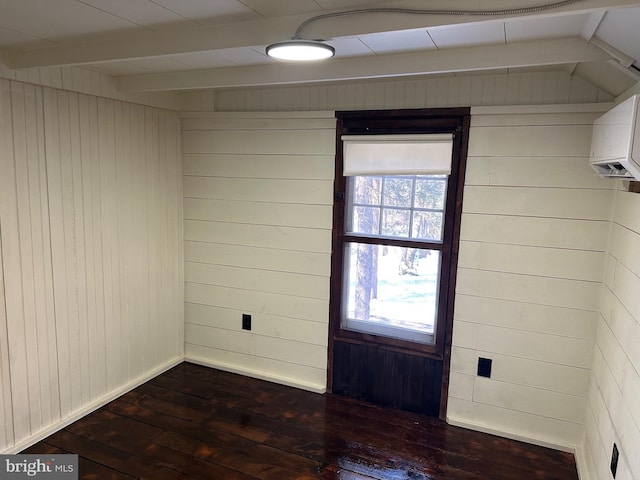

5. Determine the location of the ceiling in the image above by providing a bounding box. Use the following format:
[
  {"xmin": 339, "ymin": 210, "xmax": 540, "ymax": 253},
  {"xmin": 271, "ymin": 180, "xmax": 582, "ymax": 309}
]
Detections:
[{"xmin": 0, "ymin": 0, "xmax": 639, "ymax": 96}]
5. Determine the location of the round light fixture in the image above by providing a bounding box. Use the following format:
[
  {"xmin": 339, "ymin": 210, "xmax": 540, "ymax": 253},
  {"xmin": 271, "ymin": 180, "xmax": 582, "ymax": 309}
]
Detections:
[{"xmin": 266, "ymin": 40, "xmax": 335, "ymax": 61}]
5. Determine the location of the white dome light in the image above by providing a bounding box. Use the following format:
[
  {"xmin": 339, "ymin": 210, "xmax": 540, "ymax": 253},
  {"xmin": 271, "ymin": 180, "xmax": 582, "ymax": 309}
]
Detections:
[{"xmin": 266, "ymin": 40, "xmax": 335, "ymax": 61}]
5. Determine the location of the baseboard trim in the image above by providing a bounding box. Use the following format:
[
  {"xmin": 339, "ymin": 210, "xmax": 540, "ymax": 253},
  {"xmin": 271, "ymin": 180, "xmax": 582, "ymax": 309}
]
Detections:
[
  {"xmin": 4, "ymin": 356, "xmax": 183, "ymax": 454},
  {"xmin": 447, "ymin": 415, "xmax": 576, "ymax": 453},
  {"xmin": 184, "ymin": 355, "xmax": 326, "ymax": 394}
]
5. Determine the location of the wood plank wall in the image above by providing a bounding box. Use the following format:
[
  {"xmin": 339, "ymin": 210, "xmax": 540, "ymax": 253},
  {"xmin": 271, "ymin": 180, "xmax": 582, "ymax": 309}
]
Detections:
[
  {"xmin": 182, "ymin": 112, "xmax": 335, "ymax": 392},
  {"xmin": 447, "ymin": 106, "xmax": 613, "ymax": 450},
  {"xmin": 0, "ymin": 78, "xmax": 183, "ymax": 453},
  {"xmin": 184, "ymin": 70, "xmax": 614, "ymax": 112},
  {"xmin": 184, "ymin": 68, "xmax": 638, "ymax": 480},
  {"xmin": 180, "ymin": 100, "xmax": 616, "ymax": 459},
  {"xmin": 582, "ymin": 189, "xmax": 640, "ymax": 480},
  {"xmin": 0, "ymin": 60, "xmax": 180, "ymax": 111}
]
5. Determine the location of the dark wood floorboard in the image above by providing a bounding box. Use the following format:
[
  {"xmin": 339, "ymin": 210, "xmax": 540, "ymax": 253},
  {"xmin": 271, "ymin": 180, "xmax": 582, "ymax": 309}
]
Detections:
[{"xmin": 23, "ymin": 362, "xmax": 578, "ymax": 480}]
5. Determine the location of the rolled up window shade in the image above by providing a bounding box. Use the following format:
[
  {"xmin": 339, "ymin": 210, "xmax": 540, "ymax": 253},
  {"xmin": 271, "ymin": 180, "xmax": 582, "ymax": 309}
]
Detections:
[{"xmin": 342, "ymin": 134, "xmax": 453, "ymax": 176}]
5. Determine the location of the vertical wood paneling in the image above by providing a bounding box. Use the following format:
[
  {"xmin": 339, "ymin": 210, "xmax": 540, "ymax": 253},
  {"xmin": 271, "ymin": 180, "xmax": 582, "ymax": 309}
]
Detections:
[
  {"xmin": 36, "ymin": 87, "xmax": 61, "ymax": 429},
  {"xmin": 0, "ymin": 230, "xmax": 14, "ymax": 448},
  {"xmin": 210, "ymin": 71, "xmax": 613, "ymax": 113},
  {"xmin": 11, "ymin": 81, "xmax": 44, "ymax": 433},
  {"xmin": 86, "ymin": 94, "xmax": 109, "ymax": 399},
  {"xmin": 332, "ymin": 340, "xmax": 443, "ymax": 417},
  {"xmin": 135, "ymin": 104, "xmax": 150, "ymax": 377},
  {"xmin": 97, "ymin": 97, "xmax": 116, "ymax": 393},
  {"xmin": 3, "ymin": 78, "xmax": 36, "ymax": 443},
  {"xmin": 121, "ymin": 101, "xmax": 137, "ymax": 380},
  {"xmin": 68, "ymin": 91, "xmax": 91, "ymax": 409},
  {"xmin": 182, "ymin": 112, "xmax": 334, "ymax": 392},
  {"xmin": 0, "ymin": 60, "xmax": 181, "ymax": 111},
  {"xmin": 133, "ymin": 103, "xmax": 151, "ymax": 377},
  {"xmin": 160, "ymin": 109, "xmax": 182, "ymax": 359},
  {"xmin": 47, "ymin": 88, "xmax": 76, "ymax": 418},
  {"xmin": 145, "ymin": 107, "xmax": 160, "ymax": 370},
  {"xmin": 78, "ymin": 93, "xmax": 98, "ymax": 398},
  {"xmin": 447, "ymin": 107, "xmax": 613, "ymax": 452},
  {"xmin": 114, "ymin": 100, "xmax": 129, "ymax": 380},
  {"xmin": 0, "ymin": 78, "xmax": 183, "ymax": 453},
  {"xmin": 0, "ymin": 80, "xmax": 16, "ymax": 448}
]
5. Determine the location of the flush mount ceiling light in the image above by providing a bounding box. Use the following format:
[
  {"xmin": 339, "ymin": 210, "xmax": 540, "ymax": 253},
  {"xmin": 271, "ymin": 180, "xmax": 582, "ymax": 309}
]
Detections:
[
  {"xmin": 266, "ymin": 40, "xmax": 335, "ymax": 61},
  {"xmin": 265, "ymin": 0, "xmax": 583, "ymax": 62}
]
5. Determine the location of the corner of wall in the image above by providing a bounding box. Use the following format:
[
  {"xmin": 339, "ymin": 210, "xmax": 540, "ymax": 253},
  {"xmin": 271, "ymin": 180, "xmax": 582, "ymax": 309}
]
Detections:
[
  {"xmin": 0, "ymin": 80, "xmax": 185, "ymax": 452},
  {"xmin": 581, "ymin": 188, "xmax": 640, "ymax": 480},
  {"xmin": 574, "ymin": 438, "xmax": 594, "ymax": 480},
  {"xmin": 185, "ymin": 355, "xmax": 326, "ymax": 394},
  {"xmin": 4, "ymin": 357, "xmax": 182, "ymax": 454}
]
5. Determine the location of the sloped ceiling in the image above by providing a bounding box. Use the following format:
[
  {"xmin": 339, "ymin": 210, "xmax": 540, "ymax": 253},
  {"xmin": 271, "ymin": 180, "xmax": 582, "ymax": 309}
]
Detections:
[{"xmin": 0, "ymin": 0, "xmax": 638, "ymax": 96}]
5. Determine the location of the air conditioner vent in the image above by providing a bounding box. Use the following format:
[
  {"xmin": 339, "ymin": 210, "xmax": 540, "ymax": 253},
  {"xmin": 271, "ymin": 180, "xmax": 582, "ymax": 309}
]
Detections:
[
  {"xmin": 590, "ymin": 95, "xmax": 640, "ymax": 180},
  {"xmin": 591, "ymin": 161, "xmax": 635, "ymax": 178}
]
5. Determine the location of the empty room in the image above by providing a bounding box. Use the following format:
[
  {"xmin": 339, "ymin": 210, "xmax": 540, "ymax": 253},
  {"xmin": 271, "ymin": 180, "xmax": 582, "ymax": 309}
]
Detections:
[{"xmin": 1, "ymin": 0, "xmax": 639, "ymax": 479}]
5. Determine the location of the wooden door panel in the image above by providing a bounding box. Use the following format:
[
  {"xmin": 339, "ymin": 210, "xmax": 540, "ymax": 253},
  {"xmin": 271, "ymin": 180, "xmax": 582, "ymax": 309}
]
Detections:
[{"xmin": 332, "ymin": 340, "xmax": 443, "ymax": 417}]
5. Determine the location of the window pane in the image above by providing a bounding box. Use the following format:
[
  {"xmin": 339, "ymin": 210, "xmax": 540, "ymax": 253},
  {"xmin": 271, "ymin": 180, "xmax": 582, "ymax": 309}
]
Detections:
[
  {"xmin": 350, "ymin": 206, "xmax": 381, "ymax": 234},
  {"xmin": 382, "ymin": 177, "xmax": 412, "ymax": 207},
  {"xmin": 343, "ymin": 243, "xmax": 439, "ymax": 342},
  {"xmin": 347, "ymin": 175, "xmax": 447, "ymax": 242},
  {"xmin": 415, "ymin": 177, "xmax": 446, "ymax": 209},
  {"xmin": 412, "ymin": 211, "xmax": 444, "ymax": 241},
  {"xmin": 382, "ymin": 208, "xmax": 410, "ymax": 237},
  {"xmin": 353, "ymin": 176, "xmax": 382, "ymax": 205}
]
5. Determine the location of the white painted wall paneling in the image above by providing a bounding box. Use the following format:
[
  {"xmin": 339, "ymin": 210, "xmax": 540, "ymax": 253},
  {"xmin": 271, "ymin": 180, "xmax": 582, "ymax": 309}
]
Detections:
[
  {"xmin": 180, "ymin": 105, "xmax": 614, "ymax": 456},
  {"xmin": 460, "ymin": 214, "xmax": 610, "ymax": 251},
  {"xmin": 0, "ymin": 61, "xmax": 181, "ymax": 111},
  {"xmin": 0, "ymin": 231, "xmax": 13, "ymax": 448},
  {"xmin": 583, "ymin": 190, "xmax": 640, "ymax": 480},
  {"xmin": 448, "ymin": 108, "xmax": 613, "ymax": 452},
  {"xmin": 204, "ymin": 71, "xmax": 614, "ymax": 113},
  {"xmin": 0, "ymin": 78, "xmax": 183, "ymax": 453},
  {"xmin": 182, "ymin": 112, "xmax": 335, "ymax": 392},
  {"xmin": 0, "ymin": 81, "xmax": 17, "ymax": 449}
]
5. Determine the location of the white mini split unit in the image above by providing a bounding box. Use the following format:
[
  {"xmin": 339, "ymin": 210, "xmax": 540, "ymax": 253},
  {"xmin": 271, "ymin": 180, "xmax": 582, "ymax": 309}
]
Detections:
[{"xmin": 590, "ymin": 94, "xmax": 640, "ymax": 180}]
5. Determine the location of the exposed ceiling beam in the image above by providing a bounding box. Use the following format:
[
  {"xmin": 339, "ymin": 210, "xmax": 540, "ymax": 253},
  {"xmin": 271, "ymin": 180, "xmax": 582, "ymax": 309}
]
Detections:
[
  {"xmin": 581, "ymin": 10, "xmax": 607, "ymax": 40},
  {"xmin": 6, "ymin": 0, "xmax": 636, "ymax": 69},
  {"xmin": 606, "ymin": 60, "xmax": 640, "ymax": 81},
  {"xmin": 567, "ymin": 11, "xmax": 607, "ymax": 75},
  {"xmin": 590, "ymin": 36, "xmax": 635, "ymax": 67},
  {"xmin": 7, "ymin": 14, "xmax": 305, "ymax": 69},
  {"xmin": 117, "ymin": 38, "xmax": 611, "ymax": 92}
]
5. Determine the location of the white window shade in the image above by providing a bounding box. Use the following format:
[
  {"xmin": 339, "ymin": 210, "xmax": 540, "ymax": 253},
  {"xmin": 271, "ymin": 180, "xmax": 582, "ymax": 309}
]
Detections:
[{"xmin": 342, "ymin": 134, "xmax": 453, "ymax": 176}]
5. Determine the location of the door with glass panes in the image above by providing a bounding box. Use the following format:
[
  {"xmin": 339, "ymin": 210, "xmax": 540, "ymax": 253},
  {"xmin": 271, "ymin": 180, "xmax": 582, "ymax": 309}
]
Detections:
[{"xmin": 328, "ymin": 108, "xmax": 470, "ymax": 418}]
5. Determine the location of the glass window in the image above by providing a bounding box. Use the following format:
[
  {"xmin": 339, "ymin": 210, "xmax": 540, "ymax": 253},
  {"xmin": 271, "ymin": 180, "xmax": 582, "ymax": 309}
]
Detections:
[
  {"xmin": 341, "ymin": 174, "xmax": 448, "ymax": 345},
  {"xmin": 347, "ymin": 175, "xmax": 447, "ymax": 242},
  {"xmin": 343, "ymin": 243, "xmax": 440, "ymax": 343}
]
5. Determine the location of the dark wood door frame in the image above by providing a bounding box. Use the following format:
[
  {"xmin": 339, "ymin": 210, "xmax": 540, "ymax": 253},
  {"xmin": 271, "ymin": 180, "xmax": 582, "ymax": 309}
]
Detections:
[{"xmin": 326, "ymin": 107, "xmax": 471, "ymax": 420}]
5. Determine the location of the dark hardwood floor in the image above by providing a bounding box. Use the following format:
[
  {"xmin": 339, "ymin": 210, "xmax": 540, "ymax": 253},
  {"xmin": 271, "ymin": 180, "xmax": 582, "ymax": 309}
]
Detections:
[{"xmin": 23, "ymin": 362, "xmax": 578, "ymax": 479}]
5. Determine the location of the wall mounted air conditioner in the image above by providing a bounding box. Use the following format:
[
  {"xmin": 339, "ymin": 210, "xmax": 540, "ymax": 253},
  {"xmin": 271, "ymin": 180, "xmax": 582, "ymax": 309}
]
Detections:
[{"xmin": 590, "ymin": 94, "xmax": 640, "ymax": 180}]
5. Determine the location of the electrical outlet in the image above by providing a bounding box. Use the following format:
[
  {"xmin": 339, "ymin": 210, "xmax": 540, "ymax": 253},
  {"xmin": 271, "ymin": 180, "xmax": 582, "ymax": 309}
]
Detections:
[
  {"xmin": 611, "ymin": 443, "xmax": 619, "ymax": 478},
  {"xmin": 242, "ymin": 314, "xmax": 252, "ymax": 331},
  {"xmin": 477, "ymin": 357, "xmax": 492, "ymax": 378}
]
